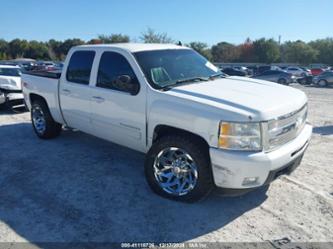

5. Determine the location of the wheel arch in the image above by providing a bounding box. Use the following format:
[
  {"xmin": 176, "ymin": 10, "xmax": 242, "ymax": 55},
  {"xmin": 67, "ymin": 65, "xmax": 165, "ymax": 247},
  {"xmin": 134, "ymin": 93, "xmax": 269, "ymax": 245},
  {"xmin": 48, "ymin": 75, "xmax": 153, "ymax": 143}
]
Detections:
[
  {"xmin": 152, "ymin": 124, "xmax": 210, "ymax": 154},
  {"xmin": 30, "ymin": 93, "xmax": 48, "ymax": 107}
]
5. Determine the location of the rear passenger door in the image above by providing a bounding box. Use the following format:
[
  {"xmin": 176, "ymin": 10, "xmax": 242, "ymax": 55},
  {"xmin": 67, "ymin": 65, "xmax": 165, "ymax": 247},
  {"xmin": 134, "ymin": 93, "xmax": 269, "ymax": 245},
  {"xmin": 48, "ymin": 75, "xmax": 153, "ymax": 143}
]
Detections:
[
  {"xmin": 90, "ymin": 50, "xmax": 146, "ymax": 152},
  {"xmin": 59, "ymin": 50, "xmax": 95, "ymax": 133}
]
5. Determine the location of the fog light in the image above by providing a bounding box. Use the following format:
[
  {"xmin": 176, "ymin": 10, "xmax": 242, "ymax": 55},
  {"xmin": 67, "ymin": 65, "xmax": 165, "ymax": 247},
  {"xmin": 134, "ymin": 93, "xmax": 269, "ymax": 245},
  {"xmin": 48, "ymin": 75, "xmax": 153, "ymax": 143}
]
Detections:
[{"xmin": 242, "ymin": 177, "xmax": 259, "ymax": 186}]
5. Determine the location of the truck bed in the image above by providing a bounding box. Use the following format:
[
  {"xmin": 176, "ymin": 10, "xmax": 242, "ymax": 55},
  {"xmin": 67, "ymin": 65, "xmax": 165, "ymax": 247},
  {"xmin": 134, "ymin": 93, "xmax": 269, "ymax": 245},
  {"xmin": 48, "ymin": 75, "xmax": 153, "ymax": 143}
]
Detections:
[
  {"xmin": 22, "ymin": 70, "xmax": 65, "ymax": 124},
  {"xmin": 23, "ymin": 70, "xmax": 62, "ymax": 79}
]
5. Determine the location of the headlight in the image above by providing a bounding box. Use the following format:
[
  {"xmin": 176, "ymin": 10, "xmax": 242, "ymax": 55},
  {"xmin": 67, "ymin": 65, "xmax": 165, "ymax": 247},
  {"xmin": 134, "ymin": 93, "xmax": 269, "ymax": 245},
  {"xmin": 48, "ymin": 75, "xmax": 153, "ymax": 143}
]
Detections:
[{"xmin": 218, "ymin": 122, "xmax": 262, "ymax": 151}]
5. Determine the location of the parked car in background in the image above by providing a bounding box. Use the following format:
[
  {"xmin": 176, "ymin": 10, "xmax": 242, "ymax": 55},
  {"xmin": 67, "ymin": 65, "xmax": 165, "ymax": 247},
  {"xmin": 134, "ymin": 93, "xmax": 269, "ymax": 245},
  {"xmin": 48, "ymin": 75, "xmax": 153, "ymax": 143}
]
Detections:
[
  {"xmin": 285, "ymin": 67, "xmax": 309, "ymax": 77},
  {"xmin": 313, "ymin": 71, "xmax": 333, "ymax": 87},
  {"xmin": 252, "ymin": 70, "xmax": 294, "ymax": 85},
  {"xmin": 18, "ymin": 62, "xmax": 36, "ymax": 71},
  {"xmin": 221, "ymin": 67, "xmax": 247, "ymax": 76},
  {"xmin": 300, "ymin": 67, "xmax": 312, "ymax": 75},
  {"xmin": 22, "ymin": 43, "xmax": 312, "ymax": 202},
  {"xmin": 256, "ymin": 65, "xmax": 283, "ymax": 75},
  {"xmin": 233, "ymin": 66, "xmax": 252, "ymax": 75},
  {"xmin": 310, "ymin": 68, "xmax": 324, "ymax": 76},
  {"xmin": 32, "ymin": 61, "xmax": 57, "ymax": 71},
  {"xmin": 297, "ymin": 75, "xmax": 313, "ymax": 85},
  {"xmin": 257, "ymin": 65, "xmax": 271, "ymax": 75},
  {"xmin": 246, "ymin": 65, "xmax": 257, "ymax": 75},
  {"xmin": 0, "ymin": 65, "xmax": 23, "ymax": 108}
]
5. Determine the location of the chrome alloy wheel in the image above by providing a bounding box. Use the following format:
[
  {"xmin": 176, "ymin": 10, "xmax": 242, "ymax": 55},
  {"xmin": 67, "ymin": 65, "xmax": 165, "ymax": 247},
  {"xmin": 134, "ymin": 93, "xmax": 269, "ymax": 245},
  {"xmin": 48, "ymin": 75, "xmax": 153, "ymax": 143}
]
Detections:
[
  {"xmin": 32, "ymin": 106, "xmax": 46, "ymax": 134},
  {"xmin": 153, "ymin": 147, "xmax": 198, "ymax": 196}
]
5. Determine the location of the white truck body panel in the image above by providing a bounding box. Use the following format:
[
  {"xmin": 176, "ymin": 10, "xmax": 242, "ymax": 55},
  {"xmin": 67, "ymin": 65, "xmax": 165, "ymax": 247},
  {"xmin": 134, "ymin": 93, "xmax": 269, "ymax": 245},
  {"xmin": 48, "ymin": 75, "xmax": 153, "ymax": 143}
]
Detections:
[{"xmin": 22, "ymin": 43, "xmax": 312, "ymax": 190}]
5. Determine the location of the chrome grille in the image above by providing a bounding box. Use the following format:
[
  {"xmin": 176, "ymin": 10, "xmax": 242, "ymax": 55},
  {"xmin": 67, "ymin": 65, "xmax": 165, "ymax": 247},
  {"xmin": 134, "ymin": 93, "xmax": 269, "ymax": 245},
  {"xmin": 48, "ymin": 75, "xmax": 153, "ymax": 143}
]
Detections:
[{"xmin": 267, "ymin": 104, "xmax": 307, "ymax": 150}]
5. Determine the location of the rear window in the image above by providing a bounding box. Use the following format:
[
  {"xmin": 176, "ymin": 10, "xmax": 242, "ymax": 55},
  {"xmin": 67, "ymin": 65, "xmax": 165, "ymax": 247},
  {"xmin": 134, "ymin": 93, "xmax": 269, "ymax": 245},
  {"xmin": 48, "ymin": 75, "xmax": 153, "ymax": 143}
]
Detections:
[
  {"xmin": 0, "ymin": 68, "xmax": 21, "ymax": 77},
  {"xmin": 66, "ymin": 51, "xmax": 95, "ymax": 84}
]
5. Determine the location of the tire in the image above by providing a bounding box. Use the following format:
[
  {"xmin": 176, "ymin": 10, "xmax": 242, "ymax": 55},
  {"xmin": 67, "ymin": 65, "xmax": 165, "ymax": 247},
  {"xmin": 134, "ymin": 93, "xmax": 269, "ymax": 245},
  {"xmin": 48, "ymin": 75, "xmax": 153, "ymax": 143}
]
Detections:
[
  {"xmin": 145, "ymin": 135, "xmax": 214, "ymax": 202},
  {"xmin": 31, "ymin": 100, "xmax": 62, "ymax": 139},
  {"xmin": 318, "ymin": 79, "xmax": 327, "ymax": 87},
  {"xmin": 278, "ymin": 78, "xmax": 287, "ymax": 85}
]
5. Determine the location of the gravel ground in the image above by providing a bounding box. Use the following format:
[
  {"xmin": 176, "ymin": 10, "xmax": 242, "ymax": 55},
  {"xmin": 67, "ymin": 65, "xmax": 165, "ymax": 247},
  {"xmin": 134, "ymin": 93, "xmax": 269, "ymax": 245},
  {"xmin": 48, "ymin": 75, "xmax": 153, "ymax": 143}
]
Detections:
[{"xmin": 0, "ymin": 84, "xmax": 332, "ymax": 247}]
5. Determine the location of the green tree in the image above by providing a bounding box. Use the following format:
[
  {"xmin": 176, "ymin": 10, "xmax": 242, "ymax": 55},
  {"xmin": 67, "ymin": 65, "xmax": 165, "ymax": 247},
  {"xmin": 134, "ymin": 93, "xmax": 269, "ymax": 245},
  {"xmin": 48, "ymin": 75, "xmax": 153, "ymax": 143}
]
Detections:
[
  {"xmin": 25, "ymin": 41, "xmax": 50, "ymax": 60},
  {"xmin": 309, "ymin": 38, "xmax": 333, "ymax": 65},
  {"xmin": 97, "ymin": 34, "xmax": 130, "ymax": 43},
  {"xmin": 0, "ymin": 39, "xmax": 8, "ymax": 60},
  {"xmin": 8, "ymin": 39, "xmax": 29, "ymax": 58},
  {"xmin": 188, "ymin": 42, "xmax": 212, "ymax": 60},
  {"xmin": 211, "ymin": 42, "xmax": 240, "ymax": 62},
  {"xmin": 140, "ymin": 28, "xmax": 174, "ymax": 43},
  {"xmin": 252, "ymin": 38, "xmax": 280, "ymax": 63},
  {"xmin": 48, "ymin": 39, "xmax": 63, "ymax": 60},
  {"xmin": 283, "ymin": 40, "xmax": 318, "ymax": 64},
  {"xmin": 58, "ymin": 38, "xmax": 85, "ymax": 58}
]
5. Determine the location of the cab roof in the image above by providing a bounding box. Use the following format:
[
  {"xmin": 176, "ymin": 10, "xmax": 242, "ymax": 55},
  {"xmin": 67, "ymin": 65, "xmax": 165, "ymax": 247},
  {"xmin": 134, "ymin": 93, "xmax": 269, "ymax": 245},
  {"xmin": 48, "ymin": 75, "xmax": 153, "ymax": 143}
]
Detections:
[{"xmin": 76, "ymin": 43, "xmax": 190, "ymax": 53}]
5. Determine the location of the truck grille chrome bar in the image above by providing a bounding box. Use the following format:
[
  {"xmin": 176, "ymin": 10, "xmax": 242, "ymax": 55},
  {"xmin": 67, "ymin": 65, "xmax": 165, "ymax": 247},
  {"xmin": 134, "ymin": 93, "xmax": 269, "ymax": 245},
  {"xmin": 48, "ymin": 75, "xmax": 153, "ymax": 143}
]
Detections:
[{"xmin": 266, "ymin": 104, "xmax": 307, "ymax": 151}]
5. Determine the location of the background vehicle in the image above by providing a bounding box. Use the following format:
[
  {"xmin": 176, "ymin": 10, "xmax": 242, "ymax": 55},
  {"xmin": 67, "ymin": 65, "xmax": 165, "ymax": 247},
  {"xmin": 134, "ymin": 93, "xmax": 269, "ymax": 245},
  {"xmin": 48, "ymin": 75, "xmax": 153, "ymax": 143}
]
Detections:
[
  {"xmin": 300, "ymin": 67, "xmax": 312, "ymax": 75},
  {"xmin": 0, "ymin": 65, "xmax": 23, "ymax": 108},
  {"xmin": 221, "ymin": 67, "xmax": 247, "ymax": 76},
  {"xmin": 297, "ymin": 75, "xmax": 313, "ymax": 85},
  {"xmin": 310, "ymin": 68, "xmax": 324, "ymax": 76},
  {"xmin": 22, "ymin": 44, "xmax": 312, "ymax": 202},
  {"xmin": 285, "ymin": 67, "xmax": 309, "ymax": 77},
  {"xmin": 313, "ymin": 71, "xmax": 333, "ymax": 87},
  {"xmin": 252, "ymin": 70, "xmax": 294, "ymax": 84}
]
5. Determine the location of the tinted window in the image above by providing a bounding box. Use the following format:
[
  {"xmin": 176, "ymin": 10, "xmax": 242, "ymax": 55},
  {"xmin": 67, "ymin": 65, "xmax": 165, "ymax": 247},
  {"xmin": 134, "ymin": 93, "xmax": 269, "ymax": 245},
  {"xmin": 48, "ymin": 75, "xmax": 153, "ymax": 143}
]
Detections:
[
  {"xmin": 262, "ymin": 70, "xmax": 274, "ymax": 75},
  {"xmin": 97, "ymin": 52, "xmax": 139, "ymax": 93},
  {"xmin": 66, "ymin": 51, "xmax": 95, "ymax": 84},
  {"xmin": 0, "ymin": 68, "xmax": 21, "ymax": 77}
]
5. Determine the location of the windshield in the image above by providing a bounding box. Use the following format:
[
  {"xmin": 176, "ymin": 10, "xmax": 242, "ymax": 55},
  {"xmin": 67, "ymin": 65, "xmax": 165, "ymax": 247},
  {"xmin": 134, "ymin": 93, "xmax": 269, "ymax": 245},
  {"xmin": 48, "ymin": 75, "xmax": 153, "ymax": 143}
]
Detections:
[
  {"xmin": 134, "ymin": 49, "xmax": 221, "ymax": 89},
  {"xmin": 0, "ymin": 68, "xmax": 21, "ymax": 77}
]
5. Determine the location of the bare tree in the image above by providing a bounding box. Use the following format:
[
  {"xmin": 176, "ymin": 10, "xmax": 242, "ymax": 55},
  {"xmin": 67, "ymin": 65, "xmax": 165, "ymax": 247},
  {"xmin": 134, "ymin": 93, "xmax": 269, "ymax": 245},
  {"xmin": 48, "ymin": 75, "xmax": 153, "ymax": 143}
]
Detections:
[{"xmin": 140, "ymin": 28, "xmax": 174, "ymax": 44}]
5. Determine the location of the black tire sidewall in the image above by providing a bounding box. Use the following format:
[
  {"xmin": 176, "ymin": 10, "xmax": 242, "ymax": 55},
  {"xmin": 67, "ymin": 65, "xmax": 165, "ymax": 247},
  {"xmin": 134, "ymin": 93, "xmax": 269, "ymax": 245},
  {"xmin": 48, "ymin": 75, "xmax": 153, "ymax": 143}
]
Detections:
[
  {"xmin": 31, "ymin": 100, "xmax": 61, "ymax": 139},
  {"xmin": 145, "ymin": 135, "xmax": 214, "ymax": 202},
  {"xmin": 278, "ymin": 78, "xmax": 286, "ymax": 84},
  {"xmin": 318, "ymin": 80, "xmax": 327, "ymax": 87}
]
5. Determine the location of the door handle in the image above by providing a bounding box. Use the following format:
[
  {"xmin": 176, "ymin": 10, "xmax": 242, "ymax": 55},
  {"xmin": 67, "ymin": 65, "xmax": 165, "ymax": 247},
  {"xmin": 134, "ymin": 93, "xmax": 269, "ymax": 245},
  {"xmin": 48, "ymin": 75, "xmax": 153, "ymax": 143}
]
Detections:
[
  {"xmin": 62, "ymin": 89, "xmax": 71, "ymax": 95},
  {"xmin": 92, "ymin": 96, "xmax": 105, "ymax": 103}
]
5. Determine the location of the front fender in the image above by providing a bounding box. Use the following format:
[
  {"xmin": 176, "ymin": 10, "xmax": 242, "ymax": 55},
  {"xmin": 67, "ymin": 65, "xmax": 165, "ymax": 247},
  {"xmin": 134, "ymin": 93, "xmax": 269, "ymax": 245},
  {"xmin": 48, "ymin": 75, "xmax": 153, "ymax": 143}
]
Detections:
[{"xmin": 147, "ymin": 99, "xmax": 221, "ymax": 149}]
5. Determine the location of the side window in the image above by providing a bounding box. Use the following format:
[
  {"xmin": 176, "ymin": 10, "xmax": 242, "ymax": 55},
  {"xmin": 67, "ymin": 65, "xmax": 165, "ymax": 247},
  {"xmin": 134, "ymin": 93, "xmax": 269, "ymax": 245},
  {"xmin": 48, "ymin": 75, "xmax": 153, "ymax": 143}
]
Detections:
[
  {"xmin": 97, "ymin": 52, "xmax": 139, "ymax": 94},
  {"xmin": 66, "ymin": 51, "xmax": 95, "ymax": 84}
]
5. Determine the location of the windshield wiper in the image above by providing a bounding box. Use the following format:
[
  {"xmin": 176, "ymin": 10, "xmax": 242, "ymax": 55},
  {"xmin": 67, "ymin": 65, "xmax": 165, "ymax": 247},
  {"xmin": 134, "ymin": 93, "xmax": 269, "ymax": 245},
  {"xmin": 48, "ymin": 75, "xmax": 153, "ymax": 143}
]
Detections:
[
  {"xmin": 176, "ymin": 76, "xmax": 209, "ymax": 84},
  {"xmin": 209, "ymin": 72, "xmax": 226, "ymax": 80},
  {"xmin": 161, "ymin": 77, "xmax": 209, "ymax": 90}
]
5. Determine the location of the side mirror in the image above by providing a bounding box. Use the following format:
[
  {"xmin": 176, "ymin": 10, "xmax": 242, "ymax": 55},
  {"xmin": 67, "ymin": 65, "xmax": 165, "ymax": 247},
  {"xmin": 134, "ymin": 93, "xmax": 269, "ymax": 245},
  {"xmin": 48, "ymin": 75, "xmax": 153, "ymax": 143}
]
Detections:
[{"xmin": 116, "ymin": 75, "xmax": 140, "ymax": 95}]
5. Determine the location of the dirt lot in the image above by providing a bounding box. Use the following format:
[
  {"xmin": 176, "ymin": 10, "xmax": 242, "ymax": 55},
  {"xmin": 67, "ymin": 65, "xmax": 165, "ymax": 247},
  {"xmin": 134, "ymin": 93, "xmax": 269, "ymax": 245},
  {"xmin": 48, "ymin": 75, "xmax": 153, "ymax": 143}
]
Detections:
[{"xmin": 0, "ymin": 84, "xmax": 332, "ymax": 246}]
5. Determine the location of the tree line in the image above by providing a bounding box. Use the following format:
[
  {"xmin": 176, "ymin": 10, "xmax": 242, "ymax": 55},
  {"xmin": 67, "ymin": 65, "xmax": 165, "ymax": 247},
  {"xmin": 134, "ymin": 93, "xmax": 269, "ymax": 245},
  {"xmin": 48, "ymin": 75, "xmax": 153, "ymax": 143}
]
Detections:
[{"xmin": 1, "ymin": 28, "xmax": 332, "ymax": 65}]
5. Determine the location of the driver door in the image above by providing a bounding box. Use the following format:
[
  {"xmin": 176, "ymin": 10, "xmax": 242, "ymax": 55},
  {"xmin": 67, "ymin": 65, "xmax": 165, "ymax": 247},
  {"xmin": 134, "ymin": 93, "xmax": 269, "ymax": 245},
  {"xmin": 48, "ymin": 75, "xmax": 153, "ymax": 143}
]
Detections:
[{"xmin": 90, "ymin": 50, "xmax": 146, "ymax": 152}]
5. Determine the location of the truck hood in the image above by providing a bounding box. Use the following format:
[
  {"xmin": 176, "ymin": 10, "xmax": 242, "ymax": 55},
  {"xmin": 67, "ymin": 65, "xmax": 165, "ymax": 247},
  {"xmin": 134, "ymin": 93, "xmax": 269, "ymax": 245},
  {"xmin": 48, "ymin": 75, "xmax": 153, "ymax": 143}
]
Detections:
[
  {"xmin": 166, "ymin": 76, "xmax": 307, "ymax": 121},
  {"xmin": 0, "ymin": 76, "xmax": 21, "ymax": 91}
]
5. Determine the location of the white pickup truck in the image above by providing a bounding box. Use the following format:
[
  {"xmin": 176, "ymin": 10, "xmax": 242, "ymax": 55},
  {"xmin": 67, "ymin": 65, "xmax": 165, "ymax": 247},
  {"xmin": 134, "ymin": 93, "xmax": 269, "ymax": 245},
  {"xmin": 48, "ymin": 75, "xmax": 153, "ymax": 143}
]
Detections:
[{"xmin": 22, "ymin": 44, "xmax": 312, "ymax": 202}]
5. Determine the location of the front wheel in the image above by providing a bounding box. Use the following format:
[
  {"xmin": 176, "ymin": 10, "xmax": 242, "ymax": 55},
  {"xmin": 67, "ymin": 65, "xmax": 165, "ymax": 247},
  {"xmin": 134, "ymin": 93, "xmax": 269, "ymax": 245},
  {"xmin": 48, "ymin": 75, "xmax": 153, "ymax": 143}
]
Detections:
[
  {"xmin": 278, "ymin": 78, "xmax": 287, "ymax": 85},
  {"xmin": 318, "ymin": 79, "xmax": 327, "ymax": 87},
  {"xmin": 31, "ymin": 100, "xmax": 62, "ymax": 139},
  {"xmin": 145, "ymin": 135, "xmax": 214, "ymax": 202}
]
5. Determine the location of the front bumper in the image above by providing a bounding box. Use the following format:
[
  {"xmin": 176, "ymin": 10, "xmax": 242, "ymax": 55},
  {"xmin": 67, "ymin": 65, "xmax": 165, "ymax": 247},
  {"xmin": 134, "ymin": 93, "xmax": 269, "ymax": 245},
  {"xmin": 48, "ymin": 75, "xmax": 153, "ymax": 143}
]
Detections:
[
  {"xmin": 210, "ymin": 123, "xmax": 312, "ymax": 190},
  {"xmin": 0, "ymin": 88, "xmax": 24, "ymax": 105}
]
